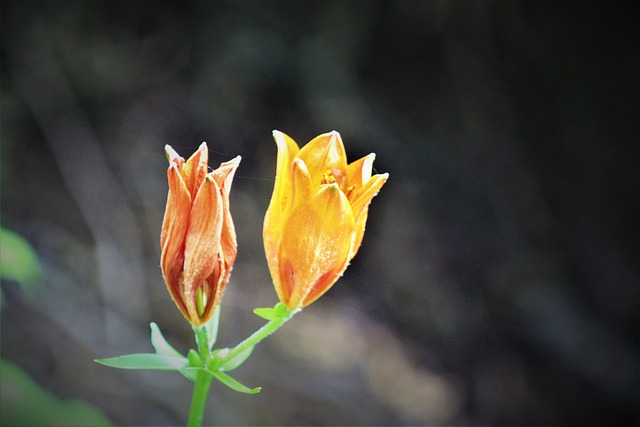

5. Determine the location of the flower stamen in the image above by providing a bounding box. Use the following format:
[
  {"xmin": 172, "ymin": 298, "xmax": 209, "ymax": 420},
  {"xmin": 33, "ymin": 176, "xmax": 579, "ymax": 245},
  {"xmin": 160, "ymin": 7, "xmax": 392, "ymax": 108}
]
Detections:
[{"xmin": 321, "ymin": 170, "xmax": 337, "ymax": 185}]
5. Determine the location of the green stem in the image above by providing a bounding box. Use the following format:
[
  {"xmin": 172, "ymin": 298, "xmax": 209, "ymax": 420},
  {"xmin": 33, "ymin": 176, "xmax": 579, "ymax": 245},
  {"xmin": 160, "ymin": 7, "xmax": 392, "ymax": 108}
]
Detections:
[
  {"xmin": 187, "ymin": 369, "xmax": 213, "ymax": 427},
  {"xmin": 186, "ymin": 305, "xmax": 297, "ymax": 424},
  {"xmin": 187, "ymin": 326, "xmax": 213, "ymax": 427},
  {"xmin": 224, "ymin": 306, "xmax": 297, "ymax": 363}
]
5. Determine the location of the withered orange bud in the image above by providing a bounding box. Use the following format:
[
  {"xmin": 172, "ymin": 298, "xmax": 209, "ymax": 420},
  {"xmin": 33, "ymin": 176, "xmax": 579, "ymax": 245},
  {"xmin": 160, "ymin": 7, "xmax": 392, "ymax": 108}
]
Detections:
[
  {"xmin": 160, "ymin": 142, "xmax": 240, "ymax": 326},
  {"xmin": 263, "ymin": 131, "xmax": 388, "ymax": 310}
]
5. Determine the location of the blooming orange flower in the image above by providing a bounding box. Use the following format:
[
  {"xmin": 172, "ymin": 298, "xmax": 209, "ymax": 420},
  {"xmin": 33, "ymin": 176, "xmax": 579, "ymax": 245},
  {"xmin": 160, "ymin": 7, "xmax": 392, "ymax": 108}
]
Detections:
[
  {"xmin": 161, "ymin": 143, "xmax": 241, "ymax": 326},
  {"xmin": 263, "ymin": 131, "xmax": 388, "ymax": 310}
]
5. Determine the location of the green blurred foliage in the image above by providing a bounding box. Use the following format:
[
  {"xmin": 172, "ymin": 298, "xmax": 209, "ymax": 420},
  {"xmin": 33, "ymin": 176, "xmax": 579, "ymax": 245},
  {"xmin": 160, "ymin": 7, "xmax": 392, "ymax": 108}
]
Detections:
[
  {"xmin": 0, "ymin": 229, "xmax": 112, "ymax": 426},
  {"xmin": 0, "ymin": 359, "xmax": 112, "ymax": 427},
  {"xmin": 0, "ymin": 227, "xmax": 42, "ymax": 307}
]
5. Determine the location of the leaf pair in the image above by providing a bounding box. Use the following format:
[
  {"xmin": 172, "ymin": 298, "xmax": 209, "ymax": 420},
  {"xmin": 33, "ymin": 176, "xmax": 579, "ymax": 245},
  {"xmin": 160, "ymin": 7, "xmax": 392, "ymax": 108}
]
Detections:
[{"xmin": 95, "ymin": 320, "xmax": 259, "ymax": 394}]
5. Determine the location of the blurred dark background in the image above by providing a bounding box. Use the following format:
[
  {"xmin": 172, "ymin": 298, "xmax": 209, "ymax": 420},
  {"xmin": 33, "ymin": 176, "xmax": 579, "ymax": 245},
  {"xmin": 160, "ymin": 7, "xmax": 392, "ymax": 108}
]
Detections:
[{"xmin": 1, "ymin": 1, "xmax": 638, "ymax": 425}]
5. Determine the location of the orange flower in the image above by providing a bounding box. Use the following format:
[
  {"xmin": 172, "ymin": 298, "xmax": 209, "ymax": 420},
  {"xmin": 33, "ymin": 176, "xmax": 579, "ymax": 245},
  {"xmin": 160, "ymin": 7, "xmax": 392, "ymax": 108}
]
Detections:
[
  {"xmin": 160, "ymin": 143, "xmax": 241, "ymax": 326},
  {"xmin": 263, "ymin": 131, "xmax": 388, "ymax": 310}
]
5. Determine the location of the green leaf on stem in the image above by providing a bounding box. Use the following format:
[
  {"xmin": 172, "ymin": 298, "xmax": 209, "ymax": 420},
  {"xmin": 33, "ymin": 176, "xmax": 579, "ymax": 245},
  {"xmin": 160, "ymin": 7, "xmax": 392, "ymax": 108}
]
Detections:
[
  {"xmin": 150, "ymin": 322, "xmax": 183, "ymax": 357},
  {"xmin": 211, "ymin": 370, "xmax": 261, "ymax": 394},
  {"xmin": 253, "ymin": 302, "xmax": 291, "ymax": 321},
  {"xmin": 95, "ymin": 354, "xmax": 188, "ymax": 370},
  {"xmin": 150, "ymin": 322, "xmax": 198, "ymax": 382},
  {"xmin": 253, "ymin": 306, "xmax": 279, "ymax": 321},
  {"xmin": 218, "ymin": 346, "xmax": 254, "ymax": 372}
]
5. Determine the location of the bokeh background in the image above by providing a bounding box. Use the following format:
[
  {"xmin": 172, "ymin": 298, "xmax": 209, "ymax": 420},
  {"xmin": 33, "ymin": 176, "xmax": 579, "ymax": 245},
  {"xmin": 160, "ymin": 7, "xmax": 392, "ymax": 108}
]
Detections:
[{"xmin": 1, "ymin": 1, "xmax": 638, "ymax": 425}]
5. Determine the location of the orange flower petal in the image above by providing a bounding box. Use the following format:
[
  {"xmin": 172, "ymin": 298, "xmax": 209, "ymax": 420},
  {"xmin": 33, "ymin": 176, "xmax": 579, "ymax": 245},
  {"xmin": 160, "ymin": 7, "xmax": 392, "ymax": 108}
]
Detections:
[
  {"xmin": 295, "ymin": 131, "xmax": 348, "ymax": 186},
  {"xmin": 160, "ymin": 164, "xmax": 192, "ymax": 319},
  {"xmin": 271, "ymin": 130, "xmax": 300, "ymax": 213},
  {"xmin": 209, "ymin": 156, "xmax": 241, "ymax": 267},
  {"xmin": 165, "ymin": 144, "xmax": 185, "ymax": 168},
  {"xmin": 289, "ymin": 158, "xmax": 313, "ymax": 208},
  {"xmin": 264, "ymin": 131, "xmax": 300, "ymax": 301},
  {"xmin": 349, "ymin": 172, "xmax": 388, "ymax": 258},
  {"xmin": 281, "ymin": 164, "xmax": 355, "ymax": 309},
  {"xmin": 346, "ymin": 153, "xmax": 375, "ymax": 190},
  {"xmin": 268, "ymin": 158, "xmax": 312, "ymax": 306},
  {"xmin": 182, "ymin": 175, "xmax": 224, "ymax": 323}
]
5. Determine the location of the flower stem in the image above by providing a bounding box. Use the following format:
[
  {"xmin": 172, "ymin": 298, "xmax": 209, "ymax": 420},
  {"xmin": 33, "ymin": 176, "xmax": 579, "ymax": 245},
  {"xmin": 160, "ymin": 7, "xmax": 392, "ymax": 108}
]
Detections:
[
  {"xmin": 224, "ymin": 306, "xmax": 297, "ymax": 362},
  {"xmin": 187, "ymin": 369, "xmax": 213, "ymax": 427},
  {"xmin": 187, "ymin": 326, "xmax": 213, "ymax": 427},
  {"xmin": 186, "ymin": 305, "xmax": 297, "ymax": 424}
]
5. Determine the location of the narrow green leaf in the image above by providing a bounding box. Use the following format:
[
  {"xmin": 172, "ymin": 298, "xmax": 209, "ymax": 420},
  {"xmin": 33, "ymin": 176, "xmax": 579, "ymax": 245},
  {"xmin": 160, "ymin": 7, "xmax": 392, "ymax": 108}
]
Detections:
[
  {"xmin": 211, "ymin": 371, "xmax": 261, "ymax": 394},
  {"xmin": 150, "ymin": 323, "xmax": 183, "ymax": 358},
  {"xmin": 254, "ymin": 302, "xmax": 294, "ymax": 321},
  {"xmin": 219, "ymin": 346, "xmax": 254, "ymax": 372},
  {"xmin": 95, "ymin": 354, "xmax": 188, "ymax": 370},
  {"xmin": 148, "ymin": 322, "xmax": 198, "ymax": 382},
  {"xmin": 253, "ymin": 307, "xmax": 278, "ymax": 321}
]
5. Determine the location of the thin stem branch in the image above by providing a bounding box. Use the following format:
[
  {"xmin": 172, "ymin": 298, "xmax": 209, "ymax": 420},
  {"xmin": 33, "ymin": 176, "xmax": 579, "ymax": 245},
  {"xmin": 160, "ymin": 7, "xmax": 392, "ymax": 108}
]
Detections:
[{"xmin": 224, "ymin": 306, "xmax": 297, "ymax": 362}]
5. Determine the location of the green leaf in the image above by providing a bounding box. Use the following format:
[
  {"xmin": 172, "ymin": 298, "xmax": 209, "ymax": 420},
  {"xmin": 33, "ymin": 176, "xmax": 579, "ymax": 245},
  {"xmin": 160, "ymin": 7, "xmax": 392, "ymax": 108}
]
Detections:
[
  {"xmin": 253, "ymin": 306, "xmax": 278, "ymax": 321},
  {"xmin": 149, "ymin": 323, "xmax": 197, "ymax": 382},
  {"xmin": 211, "ymin": 371, "xmax": 261, "ymax": 394},
  {"xmin": 95, "ymin": 353, "xmax": 188, "ymax": 370},
  {"xmin": 219, "ymin": 346, "xmax": 254, "ymax": 372},
  {"xmin": 150, "ymin": 323, "xmax": 183, "ymax": 357},
  {"xmin": 254, "ymin": 302, "xmax": 293, "ymax": 321}
]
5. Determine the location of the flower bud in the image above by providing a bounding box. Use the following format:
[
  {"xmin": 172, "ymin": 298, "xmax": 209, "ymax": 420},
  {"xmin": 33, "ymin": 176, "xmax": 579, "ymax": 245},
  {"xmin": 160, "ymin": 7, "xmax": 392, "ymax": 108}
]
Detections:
[{"xmin": 161, "ymin": 142, "xmax": 240, "ymax": 326}]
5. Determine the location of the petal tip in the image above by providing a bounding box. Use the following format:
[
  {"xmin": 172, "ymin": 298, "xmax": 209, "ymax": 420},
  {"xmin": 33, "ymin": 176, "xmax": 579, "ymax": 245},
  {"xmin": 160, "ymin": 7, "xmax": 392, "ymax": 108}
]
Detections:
[
  {"xmin": 292, "ymin": 158, "xmax": 306, "ymax": 170},
  {"xmin": 165, "ymin": 144, "xmax": 180, "ymax": 162}
]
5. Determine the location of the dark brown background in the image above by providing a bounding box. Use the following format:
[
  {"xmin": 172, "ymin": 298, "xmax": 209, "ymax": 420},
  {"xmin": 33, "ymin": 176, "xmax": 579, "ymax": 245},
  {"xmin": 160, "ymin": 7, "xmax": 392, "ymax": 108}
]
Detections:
[{"xmin": 1, "ymin": 1, "xmax": 638, "ymax": 425}]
